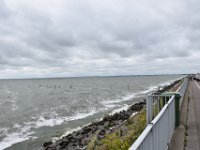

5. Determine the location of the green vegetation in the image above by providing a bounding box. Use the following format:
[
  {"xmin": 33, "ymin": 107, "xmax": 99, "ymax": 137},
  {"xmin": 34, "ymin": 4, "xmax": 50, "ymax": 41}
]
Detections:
[
  {"xmin": 87, "ymin": 136, "xmax": 98, "ymax": 150},
  {"xmin": 87, "ymin": 110, "xmax": 146, "ymax": 150},
  {"xmin": 87, "ymin": 80, "xmax": 183, "ymax": 150},
  {"xmin": 153, "ymin": 102, "xmax": 160, "ymax": 119}
]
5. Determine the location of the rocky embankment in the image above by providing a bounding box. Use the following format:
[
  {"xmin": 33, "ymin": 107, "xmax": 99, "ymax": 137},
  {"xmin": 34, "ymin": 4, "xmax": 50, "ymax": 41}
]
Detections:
[
  {"xmin": 42, "ymin": 102, "xmax": 145, "ymax": 150},
  {"xmin": 156, "ymin": 79, "xmax": 182, "ymax": 94},
  {"xmin": 42, "ymin": 78, "xmax": 182, "ymax": 150}
]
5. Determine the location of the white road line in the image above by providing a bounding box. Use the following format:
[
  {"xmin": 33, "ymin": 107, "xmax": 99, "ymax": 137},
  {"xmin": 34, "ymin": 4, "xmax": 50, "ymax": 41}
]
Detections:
[{"xmin": 194, "ymin": 81, "xmax": 200, "ymax": 90}]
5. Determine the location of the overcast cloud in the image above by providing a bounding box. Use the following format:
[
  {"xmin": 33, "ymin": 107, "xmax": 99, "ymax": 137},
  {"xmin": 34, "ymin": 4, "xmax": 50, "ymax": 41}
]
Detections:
[{"xmin": 0, "ymin": 0, "xmax": 200, "ymax": 78}]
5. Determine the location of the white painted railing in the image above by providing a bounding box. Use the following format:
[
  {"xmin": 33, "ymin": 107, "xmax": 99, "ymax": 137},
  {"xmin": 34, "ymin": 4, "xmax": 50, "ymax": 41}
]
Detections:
[
  {"xmin": 177, "ymin": 77, "xmax": 188, "ymax": 107},
  {"xmin": 129, "ymin": 77, "xmax": 188, "ymax": 150}
]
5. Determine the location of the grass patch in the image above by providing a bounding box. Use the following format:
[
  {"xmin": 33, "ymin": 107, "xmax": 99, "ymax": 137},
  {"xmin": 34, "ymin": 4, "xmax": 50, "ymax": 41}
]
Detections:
[
  {"xmin": 87, "ymin": 109, "xmax": 146, "ymax": 150},
  {"xmin": 87, "ymin": 136, "xmax": 98, "ymax": 150}
]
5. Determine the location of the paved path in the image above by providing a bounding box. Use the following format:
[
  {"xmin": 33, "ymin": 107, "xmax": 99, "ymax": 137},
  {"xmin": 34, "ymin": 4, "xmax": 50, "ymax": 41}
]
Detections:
[
  {"xmin": 186, "ymin": 81, "xmax": 200, "ymax": 150},
  {"xmin": 169, "ymin": 80, "xmax": 189, "ymax": 150},
  {"xmin": 170, "ymin": 80, "xmax": 200, "ymax": 150}
]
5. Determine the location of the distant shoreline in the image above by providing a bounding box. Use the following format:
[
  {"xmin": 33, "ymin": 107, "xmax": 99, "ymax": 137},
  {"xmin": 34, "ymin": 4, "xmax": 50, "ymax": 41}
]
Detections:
[{"xmin": 0, "ymin": 74, "xmax": 186, "ymax": 80}]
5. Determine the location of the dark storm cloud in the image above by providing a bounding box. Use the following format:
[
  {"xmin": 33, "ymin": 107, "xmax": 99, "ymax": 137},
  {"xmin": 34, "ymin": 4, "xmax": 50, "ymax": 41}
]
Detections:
[{"xmin": 0, "ymin": 0, "xmax": 200, "ymax": 78}]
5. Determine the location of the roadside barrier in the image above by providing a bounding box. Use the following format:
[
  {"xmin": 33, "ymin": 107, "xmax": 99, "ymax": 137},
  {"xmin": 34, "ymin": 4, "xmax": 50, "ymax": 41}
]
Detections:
[{"xmin": 129, "ymin": 77, "xmax": 188, "ymax": 150}]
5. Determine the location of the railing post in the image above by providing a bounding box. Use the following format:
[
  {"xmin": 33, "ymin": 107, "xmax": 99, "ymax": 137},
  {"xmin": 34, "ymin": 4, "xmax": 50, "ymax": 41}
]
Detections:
[
  {"xmin": 147, "ymin": 95, "xmax": 153, "ymax": 125},
  {"xmin": 161, "ymin": 92, "xmax": 181, "ymax": 127},
  {"xmin": 174, "ymin": 93, "xmax": 181, "ymax": 127}
]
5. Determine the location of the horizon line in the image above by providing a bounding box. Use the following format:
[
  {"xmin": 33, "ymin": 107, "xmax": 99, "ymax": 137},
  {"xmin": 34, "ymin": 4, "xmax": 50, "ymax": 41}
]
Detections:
[{"xmin": 0, "ymin": 73, "xmax": 189, "ymax": 80}]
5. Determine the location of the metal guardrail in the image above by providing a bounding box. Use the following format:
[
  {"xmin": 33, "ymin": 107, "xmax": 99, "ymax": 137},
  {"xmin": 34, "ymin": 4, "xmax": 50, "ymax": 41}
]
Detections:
[
  {"xmin": 129, "ymin": 77, "xmax": 188, "ymax": 150},
  {"xmin": 177, "ymin": 77, "xmax": 188, "ymax": 107}
]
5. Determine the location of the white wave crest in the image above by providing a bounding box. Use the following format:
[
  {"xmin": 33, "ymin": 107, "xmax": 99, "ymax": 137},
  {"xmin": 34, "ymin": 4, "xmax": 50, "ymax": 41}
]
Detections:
[{"xmin": 0, "ymin": 109, "xmax": 97, "ymax": 150}]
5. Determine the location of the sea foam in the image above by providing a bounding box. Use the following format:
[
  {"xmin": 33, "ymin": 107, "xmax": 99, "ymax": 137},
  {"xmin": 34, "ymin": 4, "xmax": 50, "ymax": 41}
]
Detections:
[{"xmin": 0, "ymin": 108, "xmax": 98, "ymax": 150}]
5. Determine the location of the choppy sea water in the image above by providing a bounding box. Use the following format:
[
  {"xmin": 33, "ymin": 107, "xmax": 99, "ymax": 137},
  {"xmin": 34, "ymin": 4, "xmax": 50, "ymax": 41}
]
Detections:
[{"xmin": 0, "ymin": 75, "xmax": 183, "ymax": 150}]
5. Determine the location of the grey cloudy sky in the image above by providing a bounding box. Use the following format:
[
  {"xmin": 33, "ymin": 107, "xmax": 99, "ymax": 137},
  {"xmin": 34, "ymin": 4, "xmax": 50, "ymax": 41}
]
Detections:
[{"xmin": 0, "ymin": 0, "xmax": 200, "ymax": 79}]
